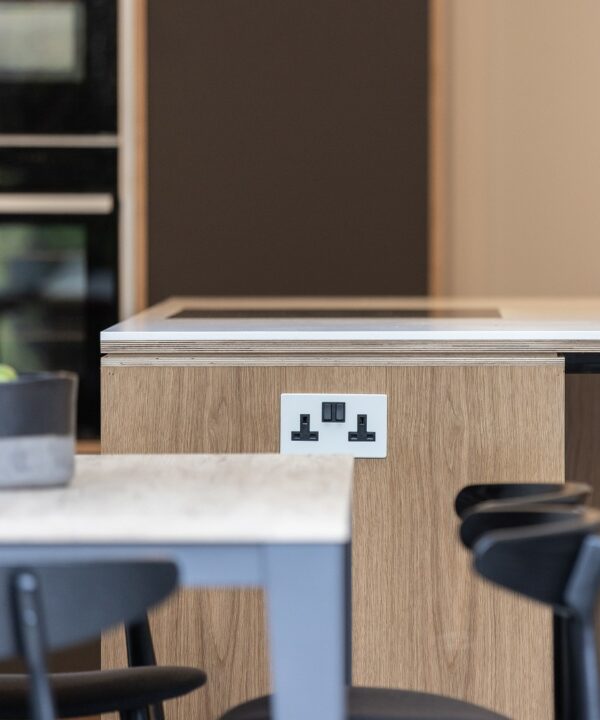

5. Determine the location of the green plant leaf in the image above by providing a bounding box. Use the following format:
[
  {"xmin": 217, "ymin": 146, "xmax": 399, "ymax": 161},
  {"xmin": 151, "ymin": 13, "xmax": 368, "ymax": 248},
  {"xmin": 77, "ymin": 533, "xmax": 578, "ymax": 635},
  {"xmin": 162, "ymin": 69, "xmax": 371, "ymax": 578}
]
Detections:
[{"xmin": 0, "ymin": 364, "xmax": 18, "ymax": 382}]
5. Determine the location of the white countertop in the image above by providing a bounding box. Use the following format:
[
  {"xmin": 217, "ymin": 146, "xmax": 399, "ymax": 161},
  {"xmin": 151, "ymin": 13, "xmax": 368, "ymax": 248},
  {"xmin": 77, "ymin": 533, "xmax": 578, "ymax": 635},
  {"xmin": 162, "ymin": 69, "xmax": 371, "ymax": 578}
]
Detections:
[
  {"xmin": 101, "ymin": 297, "xmax": 600, "ymax": 352},
  {"xmin": 0, "ymin": 454, "xmax": 353, "ymax": 544}
]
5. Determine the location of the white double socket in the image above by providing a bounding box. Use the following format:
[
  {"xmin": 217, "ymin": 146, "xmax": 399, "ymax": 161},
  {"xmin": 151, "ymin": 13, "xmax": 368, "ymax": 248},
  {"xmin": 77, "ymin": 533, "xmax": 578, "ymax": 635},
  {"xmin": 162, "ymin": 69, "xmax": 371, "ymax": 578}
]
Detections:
[{"xmin": 280, "ymin": 393, "xmax": 387, "ymax": 458}]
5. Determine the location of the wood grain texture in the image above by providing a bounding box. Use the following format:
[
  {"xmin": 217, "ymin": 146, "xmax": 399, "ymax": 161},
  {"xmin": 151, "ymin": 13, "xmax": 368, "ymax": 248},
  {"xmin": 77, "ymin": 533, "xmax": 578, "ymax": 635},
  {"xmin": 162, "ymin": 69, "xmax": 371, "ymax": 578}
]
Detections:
[
  {"xmin": 351, "ymin": 362, "xmax": 562, "ymax": 720},
  {"xmin": 566, "ymin": 374, "xmax": 600, "ymax": 506},
  {"xmin": 101, "ymin": 358, "xmax": 564, "ymax": 720}
]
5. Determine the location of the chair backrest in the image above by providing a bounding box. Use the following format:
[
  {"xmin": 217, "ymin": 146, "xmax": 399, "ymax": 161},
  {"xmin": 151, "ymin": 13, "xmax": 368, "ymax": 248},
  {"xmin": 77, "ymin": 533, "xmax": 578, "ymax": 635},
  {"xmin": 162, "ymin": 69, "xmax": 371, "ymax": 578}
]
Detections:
[
  {"xmin": 455, "ymin": 482, "xmax": 592, "ymax": 719},
  {"xmin": 0, "ymin": 561, "xmax": 178, "ymax": 720},
  {"xmin": 1, "ymin": 561, "xmax": 177, "ymax": 658},
  {"xmin": 472, "ymin": 510, "xmax": 600, "ymax": 720},
  {"xmin": 455, "ymin": 482, "xmax": 591, "ymax": 519},
  {"xmin": 460, "ymin": 506, "xmax": 590, "ymax": 550},
  {"xmin": 472, "ymin": 510, "xmax": 600, "ymax": 605}
]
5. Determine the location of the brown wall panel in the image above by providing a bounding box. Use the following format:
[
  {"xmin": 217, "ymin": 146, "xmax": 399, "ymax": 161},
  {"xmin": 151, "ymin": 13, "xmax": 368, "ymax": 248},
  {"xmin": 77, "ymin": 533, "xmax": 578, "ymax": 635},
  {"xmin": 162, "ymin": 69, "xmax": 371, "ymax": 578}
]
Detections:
[{"xmin": 147, "ymin": 0, "xmax": 428, "ymax": 300}]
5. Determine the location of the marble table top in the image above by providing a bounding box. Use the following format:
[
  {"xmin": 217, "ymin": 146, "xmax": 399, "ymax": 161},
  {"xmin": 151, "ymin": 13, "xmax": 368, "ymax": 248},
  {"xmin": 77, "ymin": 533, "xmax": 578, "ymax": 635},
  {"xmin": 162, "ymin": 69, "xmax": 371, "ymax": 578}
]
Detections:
[{"xmin": 0, "ymin": 454, "xmax": 353, "ymax": 544}]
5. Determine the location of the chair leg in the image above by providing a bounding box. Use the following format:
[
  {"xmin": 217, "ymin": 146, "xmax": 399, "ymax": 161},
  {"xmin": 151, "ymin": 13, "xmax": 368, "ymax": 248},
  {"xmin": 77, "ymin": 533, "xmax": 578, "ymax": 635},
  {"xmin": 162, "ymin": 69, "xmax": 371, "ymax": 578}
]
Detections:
[
  {"xmin": 120, "ymin": 708, "xmax": 150, "ymax": 720},
  {"xmin": 125, "ymin": 615, "xmax": 165, "ymax": 720},
  {"xmin": 345, "ymin": 539, "xmax": 352, "ymax": 685},
  {"xmin": 126, "ymin": 615, "xmax": 158, "ymax": 666},
  {"xmin": 13, "ymin": 572, "xmax": 57, "ymax": 720},
  {"xmin": 554, "ymin": 614, "xmax": 571, "ymax": 720}
]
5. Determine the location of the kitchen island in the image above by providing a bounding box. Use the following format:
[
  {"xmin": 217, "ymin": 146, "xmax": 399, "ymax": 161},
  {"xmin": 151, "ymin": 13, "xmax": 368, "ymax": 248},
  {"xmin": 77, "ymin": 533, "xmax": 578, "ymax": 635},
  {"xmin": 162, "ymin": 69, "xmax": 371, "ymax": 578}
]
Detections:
[{"xmin": 101, "ymin": 296, "xmax": 600, "ymax": 720}]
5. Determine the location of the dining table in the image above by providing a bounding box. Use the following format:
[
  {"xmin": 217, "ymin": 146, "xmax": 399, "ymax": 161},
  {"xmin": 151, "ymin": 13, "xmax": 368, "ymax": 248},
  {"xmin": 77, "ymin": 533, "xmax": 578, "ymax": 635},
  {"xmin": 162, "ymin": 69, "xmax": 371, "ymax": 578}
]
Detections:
[{"xmin": 0, "ymin": 453, "xmax": 353, "ymax": 720}]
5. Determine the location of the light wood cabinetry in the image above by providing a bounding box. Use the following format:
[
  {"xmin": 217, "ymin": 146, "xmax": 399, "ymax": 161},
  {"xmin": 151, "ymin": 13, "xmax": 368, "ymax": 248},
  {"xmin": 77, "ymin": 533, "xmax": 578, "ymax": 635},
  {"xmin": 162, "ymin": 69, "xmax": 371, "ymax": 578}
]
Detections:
[{"xmin": 102, "ymin": 355, "xmax": 563, "ymax": 720}]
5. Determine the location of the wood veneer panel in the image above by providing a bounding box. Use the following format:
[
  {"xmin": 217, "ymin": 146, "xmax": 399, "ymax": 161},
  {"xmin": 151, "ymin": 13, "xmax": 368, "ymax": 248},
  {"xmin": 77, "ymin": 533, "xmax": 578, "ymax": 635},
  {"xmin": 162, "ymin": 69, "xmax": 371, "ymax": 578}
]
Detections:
[
  {"xmin": 351, "ymin": 362, "xmax": 561, "ymax": 720},
  {"xmin": 102, "ymin": 359, "xmax": 563, "ymax": 720}
]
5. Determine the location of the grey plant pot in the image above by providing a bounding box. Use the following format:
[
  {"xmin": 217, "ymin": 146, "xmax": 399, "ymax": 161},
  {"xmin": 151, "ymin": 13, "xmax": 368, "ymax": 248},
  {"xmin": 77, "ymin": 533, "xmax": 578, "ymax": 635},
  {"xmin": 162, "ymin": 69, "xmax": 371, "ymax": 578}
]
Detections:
[{"xmin": 0, "ymin": 372, "xmax": 78, "ymax": 488}]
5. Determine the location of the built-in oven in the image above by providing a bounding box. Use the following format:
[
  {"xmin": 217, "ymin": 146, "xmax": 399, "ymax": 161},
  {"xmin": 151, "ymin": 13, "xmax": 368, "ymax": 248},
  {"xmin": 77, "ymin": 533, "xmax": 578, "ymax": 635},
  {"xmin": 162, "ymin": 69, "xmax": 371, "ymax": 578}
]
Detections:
[
  {"xmin": 0, "ymin": 0, "xmax": 117, "ymax": 134},
  {"xmin": 0, "ymin": 148, "xmax": 118, "ymax": 437}
]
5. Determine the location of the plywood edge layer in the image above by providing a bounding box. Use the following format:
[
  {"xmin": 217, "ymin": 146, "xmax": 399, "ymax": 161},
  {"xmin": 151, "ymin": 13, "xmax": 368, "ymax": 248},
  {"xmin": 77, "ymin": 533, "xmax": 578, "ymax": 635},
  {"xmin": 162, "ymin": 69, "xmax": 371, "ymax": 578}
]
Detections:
[
  {"xmin": 100, "ymin": 340, "xmax": 600, "ymax": 354},
  {"xmin": 102, "ymin": 354, "xmax": 564, "ymax": 368}
]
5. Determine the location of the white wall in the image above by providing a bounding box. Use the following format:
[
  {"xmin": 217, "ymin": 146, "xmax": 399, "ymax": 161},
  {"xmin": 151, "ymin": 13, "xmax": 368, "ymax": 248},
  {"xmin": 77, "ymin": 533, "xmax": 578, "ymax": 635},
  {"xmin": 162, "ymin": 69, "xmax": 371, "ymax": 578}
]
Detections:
[{"xmin": 442, "ymin": 0, "xmax": 600, "ymax": 296}]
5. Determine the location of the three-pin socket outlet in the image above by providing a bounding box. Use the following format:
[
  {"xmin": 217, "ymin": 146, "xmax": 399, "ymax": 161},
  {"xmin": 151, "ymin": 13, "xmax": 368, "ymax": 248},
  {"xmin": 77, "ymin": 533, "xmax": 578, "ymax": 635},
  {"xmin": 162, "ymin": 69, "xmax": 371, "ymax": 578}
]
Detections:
[
  {"xmin": 291, "ymin": 414, "xmax": 319, "ymax": 441},
  {"xmin": 348, "ymin": 414, "xmax": 376, "ymax": 442},
  {"xmin": 280, "ymin": 394, "xmax": 387, "ymax": 458}
]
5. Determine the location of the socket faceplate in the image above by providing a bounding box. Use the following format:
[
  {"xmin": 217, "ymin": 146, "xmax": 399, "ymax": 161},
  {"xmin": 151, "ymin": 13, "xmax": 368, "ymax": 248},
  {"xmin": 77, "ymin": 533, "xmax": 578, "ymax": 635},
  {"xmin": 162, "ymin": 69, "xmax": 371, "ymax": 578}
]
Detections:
[{"xmin": 280, "ymin": 393, "xmax": 387, "ymax": 458}]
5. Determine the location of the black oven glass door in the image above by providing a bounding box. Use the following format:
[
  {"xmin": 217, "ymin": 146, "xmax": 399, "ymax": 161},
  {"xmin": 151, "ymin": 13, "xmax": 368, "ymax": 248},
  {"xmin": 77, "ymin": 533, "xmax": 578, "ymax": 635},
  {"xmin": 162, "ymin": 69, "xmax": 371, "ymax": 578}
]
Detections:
[
  {"xmin": 0, "ymin": 203, "xmax": 117, "ymax": 437},
  {"xmin": 0, "ymin": 0, "xmax": 116, "ymax": 133}
]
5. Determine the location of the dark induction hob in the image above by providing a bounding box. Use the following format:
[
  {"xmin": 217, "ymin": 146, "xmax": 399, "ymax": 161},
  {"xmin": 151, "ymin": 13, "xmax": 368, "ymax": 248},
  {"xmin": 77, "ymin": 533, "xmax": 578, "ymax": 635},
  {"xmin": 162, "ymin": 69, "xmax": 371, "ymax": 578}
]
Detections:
[{"xmin": 169, "ymin": 308, "xmax": 501, "ymax": 319}]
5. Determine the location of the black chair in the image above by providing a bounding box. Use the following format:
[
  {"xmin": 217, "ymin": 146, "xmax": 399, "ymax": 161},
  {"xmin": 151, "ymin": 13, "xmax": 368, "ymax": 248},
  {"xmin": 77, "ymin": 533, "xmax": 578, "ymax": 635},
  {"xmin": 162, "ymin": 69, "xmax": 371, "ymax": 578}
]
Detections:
[
  {"xmin": 220, "ymin": 500, "xmax": 597, "ymax": 720},
  {"xmin": 0, "ymin": 561, "xmax": 206, "ymax": 720},
  {"xmin": 456, "ymin": 481, "xmax": 592, "ymax": 720},
  {"xmin": 472, "ymin": 506, "xmax": 600, "ymax": 720},
  {"xmin": 459, "ymin": 504, "xmax": 591, "ymax": 549},
  {"xmin": 427, "ymin": 502, "xmax": 600, "ymax": 720},
  {"xmin": 455, "ymin": 482, "xmax": 591, "ymax": 519}
]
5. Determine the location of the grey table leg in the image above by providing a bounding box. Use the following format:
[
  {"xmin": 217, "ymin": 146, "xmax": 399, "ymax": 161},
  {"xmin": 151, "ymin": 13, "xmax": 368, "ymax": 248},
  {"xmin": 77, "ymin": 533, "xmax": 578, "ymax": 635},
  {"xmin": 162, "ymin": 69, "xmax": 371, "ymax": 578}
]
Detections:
[{"xmin": 264, "ymin": 543, "xmax": 346, "ymax": 720}]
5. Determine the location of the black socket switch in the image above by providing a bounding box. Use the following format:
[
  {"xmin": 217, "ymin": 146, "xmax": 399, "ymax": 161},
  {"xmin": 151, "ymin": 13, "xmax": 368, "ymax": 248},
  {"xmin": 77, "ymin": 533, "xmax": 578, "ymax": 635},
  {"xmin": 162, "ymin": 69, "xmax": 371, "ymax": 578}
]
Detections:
[
  {"xmin": 322, "ymin": 402, "xmax": 346, "ymax": 422},
  {"xmin": 291, "ymin": 414, "xmax": 319, "ymax": 441},
  {"xmin": 348, "ymin": 414, "xmax": 376, "ymax": 442}
]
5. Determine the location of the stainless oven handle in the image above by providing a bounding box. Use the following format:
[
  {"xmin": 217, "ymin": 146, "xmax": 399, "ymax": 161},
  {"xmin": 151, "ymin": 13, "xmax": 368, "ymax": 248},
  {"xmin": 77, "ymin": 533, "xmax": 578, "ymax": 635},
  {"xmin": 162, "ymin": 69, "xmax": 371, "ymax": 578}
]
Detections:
[{"xmin": 0, "ymin": 193, "xmax": 114, "ymax": 215}]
